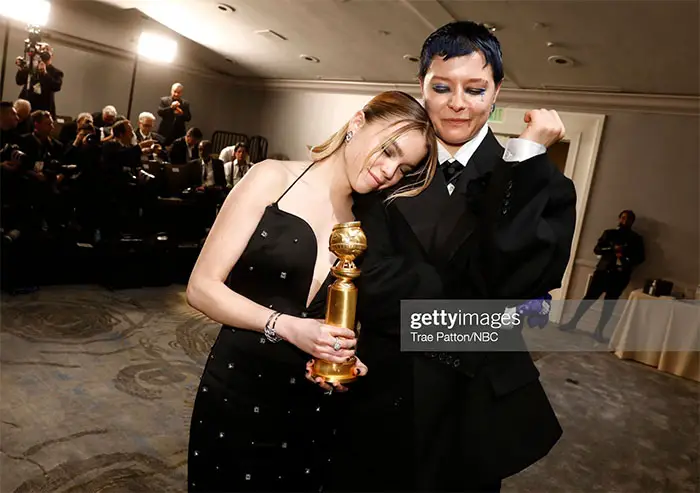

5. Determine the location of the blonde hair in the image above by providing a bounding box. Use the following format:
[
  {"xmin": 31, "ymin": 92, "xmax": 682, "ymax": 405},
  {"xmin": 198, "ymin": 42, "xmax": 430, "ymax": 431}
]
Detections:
[{"xmin": 309, "ymin": 91, "xmax": 437, "ymax": 200}]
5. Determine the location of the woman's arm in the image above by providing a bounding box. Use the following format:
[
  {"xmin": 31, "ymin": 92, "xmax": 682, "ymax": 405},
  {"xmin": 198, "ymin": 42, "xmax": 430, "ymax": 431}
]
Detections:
[{"xmin": 186, "ymin": 160, "xmax": 355, "ymax": 363}]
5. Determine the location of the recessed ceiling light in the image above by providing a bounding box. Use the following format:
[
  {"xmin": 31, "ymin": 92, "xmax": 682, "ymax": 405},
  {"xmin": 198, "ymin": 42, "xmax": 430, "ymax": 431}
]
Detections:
[
  {"xmin": 217, "ymin": 3, "xmax": 236, "ymax": 12},
  {"xmin": 300, "ymin": 54, "xmax": 320, "ymax": 63},
  {"xmin": 255, "ymin": 29, "xmax": 287, "ymax": 41},
  {"xmin": 548, "ymin": 55, "xmax": 574, "ymax": 67},
  {"xmin": 483, "ymin": 23, "xmax": 497, "ymax": 32},
  {"xmin": 403, "ymin": 54, "xmax": 419, "ymax": 63}
]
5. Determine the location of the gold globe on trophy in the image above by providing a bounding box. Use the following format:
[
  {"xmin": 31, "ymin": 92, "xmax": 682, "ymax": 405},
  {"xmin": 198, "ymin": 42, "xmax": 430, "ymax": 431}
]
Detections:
[{"xmin": 312, "ymin": 221, "xmax": 367, "ymax": 384}]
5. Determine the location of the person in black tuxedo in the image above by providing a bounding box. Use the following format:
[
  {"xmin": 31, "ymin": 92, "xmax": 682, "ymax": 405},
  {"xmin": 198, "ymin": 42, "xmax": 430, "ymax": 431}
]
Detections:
[
  {"xmin": 193, "ymin": 140, "xmax": 226, "ymax": 190},
  {"xmin": 334, "ymin": 21, "xmax": 577, "ymax": 493},
  {"xmin": 14, "ymin": 44, "xmax": 63, "ymax": 117},
  {"xmin": 560, "ymin": 210, "xmax": 644, "ymax": 340},
  {"xmin": 157, "ymin": 82, "xmax": 191, "ymax": 146},
  {"xmin": 169, "ymin": 127, "xmax": 202, "ymax": 165}
]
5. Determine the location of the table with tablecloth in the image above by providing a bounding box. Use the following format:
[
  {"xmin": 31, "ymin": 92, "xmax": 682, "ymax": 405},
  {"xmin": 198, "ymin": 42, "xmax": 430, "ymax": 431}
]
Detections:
[{"xmin": 609, "ymin": 289, "xmax": 700, "ymax": 382}]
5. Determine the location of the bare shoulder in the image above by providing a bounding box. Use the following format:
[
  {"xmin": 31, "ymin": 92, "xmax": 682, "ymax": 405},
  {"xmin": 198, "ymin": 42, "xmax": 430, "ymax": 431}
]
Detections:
[{"xmin": 246, "ymin": 159, "xmax": 310, "ymax": 191}]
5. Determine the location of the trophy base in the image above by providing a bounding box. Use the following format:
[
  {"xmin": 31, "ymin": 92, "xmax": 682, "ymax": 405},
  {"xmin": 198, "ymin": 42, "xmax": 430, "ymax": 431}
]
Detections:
[{"xmin": 312, "ymin": 357, "xmax": 358, "ymax": 385}]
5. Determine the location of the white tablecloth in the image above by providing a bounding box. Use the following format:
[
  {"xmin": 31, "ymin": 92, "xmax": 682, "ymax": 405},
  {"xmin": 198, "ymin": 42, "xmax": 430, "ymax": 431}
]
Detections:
[{"xmin": 610, "ymin": 289, "xmax": 700, "ymax": 382}]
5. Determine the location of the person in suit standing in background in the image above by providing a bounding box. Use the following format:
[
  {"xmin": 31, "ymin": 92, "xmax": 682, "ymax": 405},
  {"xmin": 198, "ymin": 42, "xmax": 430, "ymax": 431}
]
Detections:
[
  {"xmin": 560, "ymin": 210, "xmax": 644, "ymax": 341},
  {"xmin": 157, "ymin": 82, "xmax": 191, "ymax": 146}
]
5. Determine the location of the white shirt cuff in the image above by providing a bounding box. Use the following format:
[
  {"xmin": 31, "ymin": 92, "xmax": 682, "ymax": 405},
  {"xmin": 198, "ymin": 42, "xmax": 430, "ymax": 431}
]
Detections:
[{"xmin": 503, "ymin": 138, "xmax": 546, "ymax": 163}]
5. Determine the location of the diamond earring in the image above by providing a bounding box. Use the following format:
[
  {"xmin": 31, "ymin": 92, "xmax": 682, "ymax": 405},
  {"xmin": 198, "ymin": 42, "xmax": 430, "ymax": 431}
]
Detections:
[{"xmin": 345, "ymin": 131, "xmax": 354, "ymax": 143}]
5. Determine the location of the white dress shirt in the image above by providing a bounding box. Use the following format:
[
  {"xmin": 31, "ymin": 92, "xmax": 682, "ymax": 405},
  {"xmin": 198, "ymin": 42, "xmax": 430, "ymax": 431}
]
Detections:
[{"xmin": 438, "ymin": 123, "xmax": 546, "ymax": 195}]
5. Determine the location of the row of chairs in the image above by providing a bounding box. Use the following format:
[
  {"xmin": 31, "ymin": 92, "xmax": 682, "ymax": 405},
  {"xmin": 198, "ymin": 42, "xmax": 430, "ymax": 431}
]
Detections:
[{"xmin": 211, "ymin": 131, "xmax": 269, "ymax": 163}]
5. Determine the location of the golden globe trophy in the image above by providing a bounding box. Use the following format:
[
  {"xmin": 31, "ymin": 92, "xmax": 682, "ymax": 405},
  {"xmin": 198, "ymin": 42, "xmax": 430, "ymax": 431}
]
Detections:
[{"xmin": 312, "ymin": 221, "xmax": 367, "ymax": 384}]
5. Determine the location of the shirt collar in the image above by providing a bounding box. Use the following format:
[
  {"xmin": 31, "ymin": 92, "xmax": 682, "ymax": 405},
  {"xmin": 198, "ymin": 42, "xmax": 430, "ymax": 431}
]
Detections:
[{"xmin": 437, "ymin": 123, "xmax": 489, "ymax": 166}]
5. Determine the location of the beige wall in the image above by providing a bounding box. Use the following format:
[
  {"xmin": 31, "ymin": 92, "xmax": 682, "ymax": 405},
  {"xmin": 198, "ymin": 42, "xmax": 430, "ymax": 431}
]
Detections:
[
  {"xmin": 568, "ymin": 111, "xmax": 700, "ymax": 299},
  {"xmin": 255, "ymin": 88, "xmax": 699, "ymax": 298}
]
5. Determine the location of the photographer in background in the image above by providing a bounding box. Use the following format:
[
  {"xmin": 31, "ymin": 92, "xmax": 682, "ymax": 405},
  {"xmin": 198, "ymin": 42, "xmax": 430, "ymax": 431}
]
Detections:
[
  {"xmin": 63, "ymin": 119, "xmax": 102, "ymax": 242},
  {"xmin": 561, "ymin": 210, "xmax": 645, "ymax": 341},
  {"xmin": 157, "ymin": 82, "xmax": 191, "ymax": 146},
  {"xmin": 15, "ymin": 43, "xmax": 64, "ymax": 117},
  {"xmin": 58, "ymin": 112, "xmax": 93, "ymax": 146}
]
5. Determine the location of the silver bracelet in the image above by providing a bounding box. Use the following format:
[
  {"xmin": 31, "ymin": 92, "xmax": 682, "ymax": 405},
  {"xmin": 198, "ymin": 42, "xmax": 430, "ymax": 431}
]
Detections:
[{"xmin": 264, "ymin": 311, "xmax": 282, "ymax": 343}]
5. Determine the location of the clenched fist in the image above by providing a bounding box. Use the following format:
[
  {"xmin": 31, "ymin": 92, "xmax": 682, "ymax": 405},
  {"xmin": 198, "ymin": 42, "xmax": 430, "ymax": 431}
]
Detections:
[{"xmin": 519, "ymin": 109, "xmax": 565, "ymax": 148}]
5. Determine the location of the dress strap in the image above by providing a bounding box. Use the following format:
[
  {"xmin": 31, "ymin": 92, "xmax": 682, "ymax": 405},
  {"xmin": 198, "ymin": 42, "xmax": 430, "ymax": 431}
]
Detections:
[{"xmin": 274, "ymin": 162, "xmax": 316, "ymax": 204}]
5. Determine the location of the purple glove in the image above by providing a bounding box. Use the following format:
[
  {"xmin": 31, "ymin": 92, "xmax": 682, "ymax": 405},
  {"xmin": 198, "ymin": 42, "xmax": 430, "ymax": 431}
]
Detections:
[{"xmin": 516, "ymin": 294, "xmax": 552, "ymax": 329}]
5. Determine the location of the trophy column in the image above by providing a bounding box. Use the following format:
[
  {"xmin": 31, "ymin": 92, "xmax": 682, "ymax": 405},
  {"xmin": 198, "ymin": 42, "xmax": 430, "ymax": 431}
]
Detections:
[{"xmin": 312, "ymin": 221, "xmax": 367, "ymax": 384}]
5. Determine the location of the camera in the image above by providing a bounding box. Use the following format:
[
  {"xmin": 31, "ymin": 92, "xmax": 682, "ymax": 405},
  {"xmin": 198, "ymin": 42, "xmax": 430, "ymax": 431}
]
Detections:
[
  {"xmin": 80, "ymin": 123, "xmax": 100, "ymax": 146},
  {"xmin": 19, "ymin": 26, "xmax": 51, "ymax": 74},
  {"xmin": 0, "ymin": 144, "xmax": 26, "ymax": 166}
]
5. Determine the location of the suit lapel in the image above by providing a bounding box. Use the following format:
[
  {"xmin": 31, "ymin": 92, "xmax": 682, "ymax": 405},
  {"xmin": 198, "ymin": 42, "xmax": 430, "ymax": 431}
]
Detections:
[{"xmin": 394, "ymin": 168, "xmax": 451, "ymax": 254}]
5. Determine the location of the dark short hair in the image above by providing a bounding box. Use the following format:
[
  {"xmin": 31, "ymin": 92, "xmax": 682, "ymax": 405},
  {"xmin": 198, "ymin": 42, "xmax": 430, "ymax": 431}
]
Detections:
[
  {"xmin": 199, "ymin": 140, "xmax": 213, "ymax": 154},
  {"xmin": 619, "ymin": 210, "xmax": 636, "ymax": 222},
  {"xmin": 187, "ymin": 127, "xmax": 203, "ymax": 140},
  {"xmin": 418, "ymin": 21, "xmax": 504, "ymax": 85},
  {"xmin": 31, "ymin": 110, "xmax": 52, "ymax": 125},
  {"xmin": 234, "ymin": 142, "xmax": 248, "ymax": 152}
]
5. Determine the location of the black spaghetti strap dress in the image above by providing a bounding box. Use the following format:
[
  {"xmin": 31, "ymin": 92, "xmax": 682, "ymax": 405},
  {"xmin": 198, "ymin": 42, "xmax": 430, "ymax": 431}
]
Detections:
[{"xmin": 187, "ymin": 164, "xmax": 352, "ymax": 492}]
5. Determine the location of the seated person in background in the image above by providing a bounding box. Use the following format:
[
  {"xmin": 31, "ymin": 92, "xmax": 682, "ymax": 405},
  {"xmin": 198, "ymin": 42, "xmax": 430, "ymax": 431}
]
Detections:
[
  {"xmin": 222, "ymin": 142, "xmax": 251, "ymax": 188},
  {"xmin": 102, "ymin": 120, "xmax": 158, "ymax": 179},
  {"xmin": 169, "ymin": 127, "xmax": 202, "ymax": 165},
  {"xmin": 194, "ymin": 140, "xmax": 226, "ymax": 191},
  {"xmin": 217, "ymin": 143, "xmax": 238, "ymax": 163},
  {"xmin": 58, "ymin": 112, "xmax": 93, "ymax": 146},
  {"xmin": 135, "ymin": 112, "xmax": 166, "ymax": 161},
  {"xmin": 19, "ymin": 110, "xmax": 64, "ymax": 183},
  {"xmin": 13, "ymin": 99, "xmax": 32, "ymax": 135},
  {"xmin": 1, "ymin": 101, "xmax": 21, "ymax": 148},
  {"xmin": 92, "ymin": 105, "xmax": 125, "ymax": 141},
  {"xmin": 135, "ymin": 112, "xmax": 165, "ymax": 145},
  {"xmin": 92, "ymin": 105, "xmax": 118, "ymax": 129}
]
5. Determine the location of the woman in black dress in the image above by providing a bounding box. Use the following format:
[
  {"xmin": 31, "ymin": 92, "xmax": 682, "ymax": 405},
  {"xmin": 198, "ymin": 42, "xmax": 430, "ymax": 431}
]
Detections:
[{"xmin": 185, "ymin": 91, "xmax": 438, "ymax": 492}]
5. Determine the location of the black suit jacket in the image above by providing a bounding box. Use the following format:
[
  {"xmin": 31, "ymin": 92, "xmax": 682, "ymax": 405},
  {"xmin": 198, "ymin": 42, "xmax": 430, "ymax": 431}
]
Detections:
[
  {"xmin": 594, "ymin": 227, "xmax": 645, "ymax": 274},
  {"xmin": 190, "ymin": 158, "xmax": 226, "ymax": 188},
  {"xmin": 168, "ymin": 137, "xmax": 198, "ymax": 165},
  {"xmin": 156, "ymin": 97, "xmax": 191, "ymax": 145},
  {"xmin": 16, "ymin": 65, "xmax": 63, "ymax": 117},
  {"xmin": 353, "ymin": 129, "xmax": 576, "ymax": 487}
]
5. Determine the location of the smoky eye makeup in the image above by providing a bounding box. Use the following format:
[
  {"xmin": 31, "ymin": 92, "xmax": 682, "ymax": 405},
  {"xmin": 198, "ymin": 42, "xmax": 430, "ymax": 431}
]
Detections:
[{"xmin": 431, "ymin": 84, "xmax": 450, "ymax": 94}]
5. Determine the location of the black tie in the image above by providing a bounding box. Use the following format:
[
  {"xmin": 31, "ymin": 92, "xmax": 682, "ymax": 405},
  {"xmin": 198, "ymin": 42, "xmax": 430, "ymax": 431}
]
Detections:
[{"xmin": 441, "ymin": 159, "xmax": 463, "ymax": 184}]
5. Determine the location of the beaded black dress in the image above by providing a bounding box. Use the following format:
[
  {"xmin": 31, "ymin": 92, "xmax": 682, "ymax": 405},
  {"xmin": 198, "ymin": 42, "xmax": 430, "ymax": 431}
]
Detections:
[{"xmin": 187, "ymin": 165, "xmax": 352, "ymax": 492}]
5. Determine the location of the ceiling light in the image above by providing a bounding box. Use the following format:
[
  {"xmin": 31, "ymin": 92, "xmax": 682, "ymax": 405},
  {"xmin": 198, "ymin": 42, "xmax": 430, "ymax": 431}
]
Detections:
[
  {"xmin": 547, "ymin": 55, "xmax": 574, "ymax": 67},
  {"xmin": 138, "ymin": 32, "xmax": 177, "ymax": 63},
  {"xmin": 403, "ymin": 54, "xmax": 419, "ymax": 63},
  {"xmin": 255, "ymin": 29, "xmax": 287, "ymax": 41},
  {"xmin": 217, "ymin": 3, "xmax": 236, "ymax": 13},
  {"xmin": 300, "ymin": 54, "xmax": 320, "ymax": 63},
  {"xmin": 483, "ymin": 23, "xmax": 497, "ymax": 33},
  {"xmin": 0, "ymin": 0, "xmax": 51, "ymax": 26}
]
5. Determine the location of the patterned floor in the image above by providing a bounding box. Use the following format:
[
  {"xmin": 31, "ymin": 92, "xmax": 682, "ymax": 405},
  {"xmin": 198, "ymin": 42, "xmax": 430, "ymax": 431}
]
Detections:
[{"xmin": 1, "ymin": 285, "xmax": 697, "ymax": 492}]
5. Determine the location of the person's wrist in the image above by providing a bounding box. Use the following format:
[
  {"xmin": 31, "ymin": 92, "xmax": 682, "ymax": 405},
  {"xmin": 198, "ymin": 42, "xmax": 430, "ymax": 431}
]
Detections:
[{"xmin": 273, "ymin": 314, "xmax": 296, "ymax": 342}]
